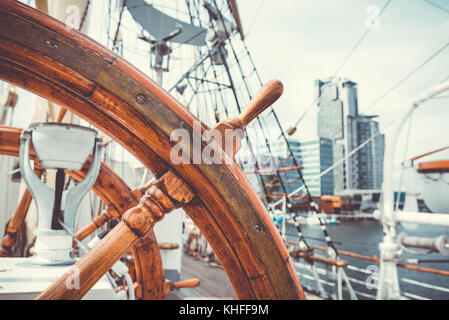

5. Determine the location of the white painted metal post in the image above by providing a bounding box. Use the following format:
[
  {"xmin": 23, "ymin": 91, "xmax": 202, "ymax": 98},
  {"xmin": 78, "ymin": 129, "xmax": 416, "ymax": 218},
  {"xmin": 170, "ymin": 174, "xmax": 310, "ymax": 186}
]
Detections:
[
  {"xmin": 340, "ymin": 268, "xmax": 358, "ymax": 300},
  {"xmin": 337, "ymin": 266, "xmax": 343, "ymax": 300},
  {"xmin": 310, "ymin": 264, "xmax": 327, "ymax": 299},
  {"xmin": 377, "ymin": 80, "xmax": 449, "ymax": 300}
]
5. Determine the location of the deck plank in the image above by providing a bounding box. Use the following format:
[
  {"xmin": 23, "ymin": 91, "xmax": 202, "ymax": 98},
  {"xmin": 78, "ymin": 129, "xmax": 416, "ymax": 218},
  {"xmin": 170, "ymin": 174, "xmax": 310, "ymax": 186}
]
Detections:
[{"xmin": 165, "ymin": 253, "xmax": 236, "ymax": 300}]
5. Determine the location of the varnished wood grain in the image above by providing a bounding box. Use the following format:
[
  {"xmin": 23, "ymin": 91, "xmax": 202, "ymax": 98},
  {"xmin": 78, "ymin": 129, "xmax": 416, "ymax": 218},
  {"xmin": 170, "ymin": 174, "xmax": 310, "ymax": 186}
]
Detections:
[
  {"xmin": 55, "ymin": 107, "xmax": 67, "ymax": 122},
  {"xmin": 132, "ymin": 234, "xmax": 165, "ymax": 299},
  {"xmin": 227, "ymin": 0, "xmax": 244, "ymax": 40},
  {"xmin": 211, "ymin": 80, "xmax": 283, "ymax": 157},
  {"xmin": 36, "ymin": 170, "xmax": 194, "ymax": 299},
  {"xmin": 0, "ymin": 185, "xmax": 35, "ymax": 256},
  {"xmin": 36, "ymin": 222, "xmax": 137, "ymax": 300},
  {"xmin": 289, "ymin": 248, "xmax": 348, "ymax": 268},
  {"xmin": 0, "ymin": 0, "xmax": 304, "ymax": 300},
  {"xmin": 0, "ymin": 126, "xmax": 165, "ymax": 299},
  {"xmin": 239, "ymin": 80, "xmax": 283, "ymax": 127},
  {"xmin": 163, "ymin": 278, "xmax": 200, "ymax": 296},
  {"xmin": 75, "ymin": 207, "xmax": 120, "ymax": 242},
  {"xmin": 158, "ymin": 243, "xmax": 179, "ymax": 250}
]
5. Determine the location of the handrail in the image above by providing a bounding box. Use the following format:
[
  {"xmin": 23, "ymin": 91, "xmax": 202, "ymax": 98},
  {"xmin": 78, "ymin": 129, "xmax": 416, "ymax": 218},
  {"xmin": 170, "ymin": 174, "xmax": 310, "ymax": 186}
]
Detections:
[
  {"xmin": 295, "ymin": 261, "xmax": 449, "ymax": 300},
  {"xmin": 409, "ymin": 145, "xmax": 449, "ymax": 165},
  {"xmin": 379, "ymin": 80, "xmax": 449, "ymax": 299},
  {"xmin": 383, "ymin": 80, "xmax": 449, "ymax": 227},
  {"xmin": 291, "ymin": 244, "xmax": 449, "ymax": 277}
]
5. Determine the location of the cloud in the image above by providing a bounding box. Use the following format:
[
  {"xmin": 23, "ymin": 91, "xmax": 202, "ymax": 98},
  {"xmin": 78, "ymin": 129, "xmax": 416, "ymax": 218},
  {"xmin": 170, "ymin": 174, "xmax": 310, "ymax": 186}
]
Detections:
[{"xmin": 236, "ymin": 0, "xmax": 449, "ymax": 166}]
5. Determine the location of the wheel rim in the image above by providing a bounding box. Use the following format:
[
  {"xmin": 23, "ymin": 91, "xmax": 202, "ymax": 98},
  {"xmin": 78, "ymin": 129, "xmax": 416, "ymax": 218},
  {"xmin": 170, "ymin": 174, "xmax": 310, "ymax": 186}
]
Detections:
[{"xmin": 0, "ymin": 0, "xmax": 304, "ymax": 300}]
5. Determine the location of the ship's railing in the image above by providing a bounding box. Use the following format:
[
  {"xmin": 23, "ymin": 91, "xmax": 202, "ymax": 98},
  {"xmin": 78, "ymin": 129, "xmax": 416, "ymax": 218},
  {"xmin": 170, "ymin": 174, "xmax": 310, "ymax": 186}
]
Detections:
[{"xmin": 290, "ymin": 243, "xmax": 449, "ymax": 300}]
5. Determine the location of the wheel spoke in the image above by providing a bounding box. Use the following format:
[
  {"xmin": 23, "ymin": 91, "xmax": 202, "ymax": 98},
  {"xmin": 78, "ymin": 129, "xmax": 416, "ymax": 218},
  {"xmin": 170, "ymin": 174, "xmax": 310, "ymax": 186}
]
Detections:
[
  {"xmin": 36, "ymin": 170, "xmax": 194, "ymax": 300},
  {"xmin": 0, "ymin": 0, "xmax": 305, "ymax": 299},
  {"xmin": 0, "ymin": 125, "xmax": 167, "ymax": 299},
  {"xmin": 0, "ymin": 167, "xmax": 43, "ymax": 256}
]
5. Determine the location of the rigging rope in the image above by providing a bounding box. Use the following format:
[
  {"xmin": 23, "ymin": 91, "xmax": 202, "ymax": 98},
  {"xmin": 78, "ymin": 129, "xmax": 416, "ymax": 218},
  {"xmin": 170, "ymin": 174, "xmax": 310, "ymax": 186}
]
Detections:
[
  {"xmin": 274, "ymin": 38, "xmax": 449, "ymax": 208},
  {"xmin": 423, "ymin": 0, "xmax": 449, "ymax": 15},
  {"xmin": 214, "ymin": 0, "xmax": 340, "ymax": 256},
  {"xmin": 78, "ymin": 0, "xmax": 91, "ymax": 32},
  {"xmin": 334, "ymin": 0, "xmax": 392, "ymax": 76},
  {"xmin": 288, "ymin": 0, "xmax": 393, "ymax": 132},
  {"xmin": 112, "ymin": 0, "xmax": 128, "ymax": 52},
  {"xmin": 213, "ymin": 0, "xmax": 304, "ymax": 198},
  {"xmin": 395, "ymin": 114, "xmax": 413, "ymax": 211},
  {"xmin": 361, "ymin": 39, "xmax": 449, "ymax": 114},
  {"xmin": 440, "ymin": 73, "xmax": 449, "ymax": 84},
  {"xmin": 264, "ymin": 176, "xmax": 301, "ymax": 187},
  {"xmin": 244, "ymin": 0, "xmax": 265, "ymax": 39},
  {"xmin": 191, "ymin": 0, "xmax": 275, "ymax": 206},
  {"xmin": 244, "ymin": 166, "xmax": 303, "ymax": 175}
]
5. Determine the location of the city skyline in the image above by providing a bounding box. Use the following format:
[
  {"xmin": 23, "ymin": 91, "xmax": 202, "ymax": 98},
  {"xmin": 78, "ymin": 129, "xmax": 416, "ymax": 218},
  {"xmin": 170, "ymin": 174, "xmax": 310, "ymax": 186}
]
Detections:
[
  {"xmin": 9, "ymin": 0, "xmax": 449, "ymax": 192},
  {"xmin": 237, "ymin": 0, "xmax": 449, "ymax": 185}
]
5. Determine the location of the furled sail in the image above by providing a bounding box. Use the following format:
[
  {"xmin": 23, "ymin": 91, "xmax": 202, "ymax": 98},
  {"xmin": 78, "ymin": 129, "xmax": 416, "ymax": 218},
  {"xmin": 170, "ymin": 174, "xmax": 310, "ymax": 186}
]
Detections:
[{"xmin": 126, "ymin": 0, "xmax": 207, "ymax": 46}]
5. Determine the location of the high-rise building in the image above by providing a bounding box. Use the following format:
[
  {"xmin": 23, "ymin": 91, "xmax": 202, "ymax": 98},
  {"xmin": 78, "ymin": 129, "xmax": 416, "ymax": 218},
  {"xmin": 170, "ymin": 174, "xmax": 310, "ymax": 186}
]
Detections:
[
  {"xmin": 356, "ymin": 116, "xmax": 384, "ymax": 189},
  {"xmin": 316, "ymin": 77, "xmax": 384, "ymax": 193},
  {"xmin": 291, "ymin": 137, "xmax": 334, "ymax": 196},
  {"xmin": 239, "ymin": 143, "xmax": 304, "ymax": 203},
  {"xmin": 244, "ymin": 138, "xmax": 334, "ymax": 197}
]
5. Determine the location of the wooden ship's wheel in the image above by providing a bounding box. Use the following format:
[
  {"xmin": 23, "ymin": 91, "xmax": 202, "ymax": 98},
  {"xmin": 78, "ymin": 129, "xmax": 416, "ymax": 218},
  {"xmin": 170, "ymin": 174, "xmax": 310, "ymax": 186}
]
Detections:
[
  {"xmin": 0, "ymin": 0, "xmax": 304, "ymax": 300},
  {"xmin": 0, "ymin": 125, "xmax": 200, "ymax": 299}
]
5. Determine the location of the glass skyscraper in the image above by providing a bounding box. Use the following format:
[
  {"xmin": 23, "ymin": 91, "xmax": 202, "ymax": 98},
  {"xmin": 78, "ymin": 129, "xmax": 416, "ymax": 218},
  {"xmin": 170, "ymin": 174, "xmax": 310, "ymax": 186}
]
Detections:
[
  {"xmin": 245, "ymin": 138, "xmax": 334, "ymax": 198},
  {"xmin": 316, "ymin": 77, "xmax": 384, "ymax": 193}
]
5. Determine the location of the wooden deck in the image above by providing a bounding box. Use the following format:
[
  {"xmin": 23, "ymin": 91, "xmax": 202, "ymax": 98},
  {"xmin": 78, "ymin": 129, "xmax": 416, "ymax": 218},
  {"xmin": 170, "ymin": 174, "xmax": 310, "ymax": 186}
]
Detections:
[
  {"xmin": 165, "ymin": 253, "xmax": 237, "ymax": 300},
  {"xmin": 165, "ymin": 253, "xmax": 322, "ymax": 300}
]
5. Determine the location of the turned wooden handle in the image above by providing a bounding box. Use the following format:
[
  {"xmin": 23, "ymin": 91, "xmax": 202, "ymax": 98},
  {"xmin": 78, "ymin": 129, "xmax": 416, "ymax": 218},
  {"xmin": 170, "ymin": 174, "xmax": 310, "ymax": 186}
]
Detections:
[
  {"xmin": 238, "ymin": 80, "xmax": 283, "ymax": 127},
  {"xmin": 55, "ymin": 107, "xmax": 67, "ymax": 122},
  {"xmin": 1, "ymin": 168, "xmax": 43, "ymax": 256},
  {"xmin": 75, "ymin": 207, "xmax": 120, "ymax": 243},
  {"xmin": 174, "ymin": 278, "xmax": 200, "ymax": 289},
  {"xmin": 159, "ymin": 243, "xmax": 179, "ymax": 250},
  {"xmin": 163, "ymin": 278, "xmax": 200, "ymax": 295},
  {"xmin": 75, "ymin": 179, "xmax": 155, "ymax": 244},
  {"xmin": 36, "ymin": 170, "xmax": 193, "ymax": 300}
]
